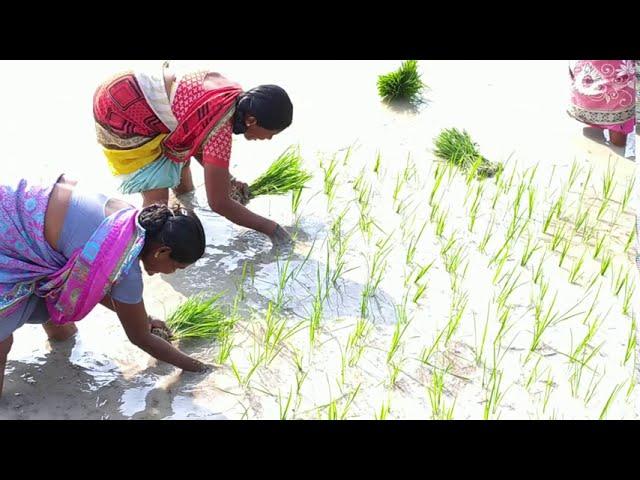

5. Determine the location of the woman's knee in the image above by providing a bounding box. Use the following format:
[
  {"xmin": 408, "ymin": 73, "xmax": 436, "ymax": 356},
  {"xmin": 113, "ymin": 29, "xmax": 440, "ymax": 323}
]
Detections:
[{"xmin": 0, "ymin": 334, "xmax": 13, "ymax": 359}]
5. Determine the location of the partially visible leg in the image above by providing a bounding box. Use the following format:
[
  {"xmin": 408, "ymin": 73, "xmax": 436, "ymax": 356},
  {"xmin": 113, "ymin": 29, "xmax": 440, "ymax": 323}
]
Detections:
[
  {"xmin": 0, "ymin": 334, "xmax": 14, "ymax": 398},
  {"xmin": 609, "ymin": 130, "xmax": 627, "ymax": 147},
  {"xmin": 42, "ymin": 322, "xmax": 78, "ymax": 342},
  {"xmin": 173, "ymin": 160, "xmax": 194, "ymax": 196},
  {"xmin": 142, "ymin": 188, "xmax": 170, "ymax": 207}
]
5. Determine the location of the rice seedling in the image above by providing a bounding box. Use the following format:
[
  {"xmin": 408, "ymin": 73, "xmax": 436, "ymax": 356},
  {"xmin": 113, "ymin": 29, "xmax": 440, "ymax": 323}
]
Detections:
[
  {"xmin": 291, "ymin": 187, "xmax": 303, "ymax": 217},
  {"xmin": 392, "ymin": 171, "xmax": 405, "ymax": 206},
  {"xmin": 373, "ymin": 150, "xmax": 382, "ymax": 175},
  {"xmin": 520, "ymin": 235, "xmax": 541, "ymax": 267},
  {"xmin": 387, "ymin": 360, "xmax": 403, "ymax": 388},
  {"xmin": 583, "ymin": 366, "xmax": 604, "ymax": 406},
  {"xmin": 387, "ymin": 320, "xmax": 410, "ymax": 364},
  {"xmin": 468, "ymin": 183, "xmax": 484, "ymax": 232},
  {"xmin": 542, "ymin": 203, "xmax": 557, "ymax": 234},
  {"xmin": 533, "ymin": 253, "xmax": 545, "ymax": 285},
  {"xmin": 478, "ymin": 214, "xmax": 496, "ymax": 254},
  {"xmin": 309, "ymin": 266, "xmax": 326, "ymax": 346},
  {"xmin": 612, "ymin": 266, "xmax": 628, "ymax": 296},
  {"xmin": 433, "ymin": 128, "xmax": 502, "ymax": 179},
  {"xmin": 530, "ymin": 290, "xmax": 558, "ymax": 353},
  {"xmin": 347, "ymin": 318, "xmax": 372, "ymax": 368},
  {"xmin": 550, "ymin": 223, "xmax": 566, "ymax": 252},
  {"xmin": 620, "ymin": 176, "xmax": 635, "ymax": 213},
  {"xmin": 496, "ymin": 266, "xmax": 522, "ymax": 311},
  {"xmin": 574, "ymin": 208, "xmax": 589, "ymax": 233},
  {"xmin": 246, "ymin": 146, "xmax": 312, "ymax": 199},
  {"xmin": 427, "ymin": 367, "xmax": 456, "ymax": 420},
  {"xmin": 623, "ymin": 226, "xmax": 636, "ymax": 253},
  {"xmin": 474, "ymin": 304, "xmax": 491, "ymax": 365},
  {"xmin": 622, "ymin": 281, "xmax": 635, "ymax": 317},
  {"xmin": 374, "ymin": 396, "xmax": 392, "ymax": 420},
  {"xmin": 542, "ymin": 371, "xmax": 554, "ymax": 414},
  {"xmin": 525, "ymin": 357, "xmax": 542, "ymax": 392},
  {"xmin": 567, "ymin": 159, "xmax": 581, "ymax": 191},
  {"xmin": 571, "ymin": 315, "xmax": 603, "ymax": 362},
  {"xmin": 483, "ymin": 367, "xmax": 506, "ymax": 420},
  {"xmin": 558, "ymin": 238, "xmax": 571, "ymax": 268},
  {"xmin": 527, "ymin": 186, "xmax": 536, "ymax": 219},
  {"xmin": 263, "ymin": 302, "xmax": 305, "ymax": 366},
  {"xmin": 166, "ymin": 294, "xmax": 231, "ymax": 340},
  {"xmin": 325, "ymin": 383, "xmax": 361, "ymax": 420},
  {"xmin": 626, "ymin": 366, "xmax": 636, "ymax": 400},
  {"xmin": 413, "ymin": 283, "xmax": 427, "ymax": 304},
  {"xmin": 406, "ymin": 221, "xmax": 427, "ymax": 266},
  {"xmin": 599, "ymin": 382, "xmax": 624, "ymax": 420},
  {"xmin": 578, "ymin": 164, "xmax": 593, "ymax": 205},
  {"xmin": 596, "ymin": 160, "xmax": 616, "ymax": 221},
  {"xmin": 445, "ymin": 288, "xmax": 468, "ymax": 345},
  {"xmin": 377, "ymin": 60, "xmax": 425, "ymax": 103},
  {"xmin": 491, "ymin": 250, "xmax": 510, "ymax": 285},
  {"xmin": 278, "ymin": 387, "xmax": 294, "ymax": 420},
  {"xmin": 430, "ymin": 163, "xmax": 447, "ymax": 207},
  {"xmin": 599, "ymin": 250, "xmax": 613, "ymax": 276},
  {"xmin": 414, "ymin": 260, "xmax": 436, "ymax": 285},
  {"xmin": 592, "ymin": 233, "xmax": 606, "ymax": 260},
  {"xmin": 623, "ymin": 316, "xmax": 636, "ymax": 366},
  {"xmin": 435, "ymin": 208, "xmax": 448, "ymax": 238},
  {"xmin": 443, "ymin": 244, "xmax": 466, "ymax": 276},
  {"xmin": 568, "ymin": 250, "xmax": 586, "ymax": 284}
]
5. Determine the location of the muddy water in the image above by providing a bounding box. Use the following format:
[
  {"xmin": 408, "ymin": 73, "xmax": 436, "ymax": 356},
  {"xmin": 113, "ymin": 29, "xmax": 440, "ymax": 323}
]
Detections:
[{"xmin": 0, "ymin": 61, "xmax": 637, "ymax": 419}]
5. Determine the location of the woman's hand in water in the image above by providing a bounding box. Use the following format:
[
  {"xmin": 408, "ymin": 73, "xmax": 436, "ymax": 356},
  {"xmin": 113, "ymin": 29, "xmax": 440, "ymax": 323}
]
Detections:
[{"xmin": 268, "ymin": 223, "xmax": 293, "ymax": 248}]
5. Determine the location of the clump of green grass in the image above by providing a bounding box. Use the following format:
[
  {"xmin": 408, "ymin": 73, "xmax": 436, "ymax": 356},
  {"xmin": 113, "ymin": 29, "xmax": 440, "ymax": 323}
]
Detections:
[
  {"xmin": 244, "ymin": 146, "xmax": 312, "ymax": 199},
  {"xmin": 166, "ymin": 294, "xmax": 230, "ymax": 340},
  {"xmin": 433, "ymin": 128, "xmax": 502, "ymax": 179},
  {"xmin": 377, "ymin": 60, "xmax": 425, "ymax": 103}
]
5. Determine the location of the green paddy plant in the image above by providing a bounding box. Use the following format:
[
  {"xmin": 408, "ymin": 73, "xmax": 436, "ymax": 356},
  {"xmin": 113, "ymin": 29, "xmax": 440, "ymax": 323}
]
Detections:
[
  {"xmin": 278, "ymin": 387, "xmax": 294, "ymax": 420},
  {"xmin": 621, "ymin": 176, "xmax": 635, "ymax": 214},
  {"xmin": 496, "ymin": 266, "xmax": 522, "ymax": 311},
  {"xmin": 483, "ymin": 367, "xmax": 506, "ymax": 420},
  {"xmin": 622, "ymin": 281, "xmax": 635, "ymax": 317},
  {"xmin": 166, "ymin": 294, "xmax": 230, "ymax": 340},
  {"xmin": 387, "ymin": 320, "xmax": 410, "ymax": 364},
  {"xmin": 291, "ymin": 187, "xmax": 303, "ymax": 218},
  {"xmin": 527, "ymin": 186, "xmax": 536, "ymax": 220},
  {"xmin": 445, "ymin": 288, "xmax": 469, "ymax": 345},
  {"xmin": 612, "ymin": 266, "xmax": 628, "ymax": 296},
  {"xmin": 468, "ymin": 183, "xmax": 484, "ymax": 233},
  {"xmin": 427, "ymin": 367, "xmax": 456, "ymax": 420},
  {"xmin": 574, "ymin": 208, "xmax": 589, "ymax": 233},
  {"xmin": 373, "ymin": 150, "xmax": 382, "ymax": 175},
  {"xmin": 375, "ymin": 396, "xmax": 392, "ymax": 420},
  {"xmin": 248, "ymin": 146, "xmax": 312, "ymax": 199},
  {"xmin": 599, "ymin": 383, "xmax": 624, "ymax": 420},
  {"xmin": 478, "ymin": 214, "xmax": 496, "ymax": 254},
  {"xmin": 406, "ymin": 221, "xmax": 427, "ymax": 266},
  {"xmin": 491, "ymin": 250, "xmax": 510, "ymax": 286},
  {"xmin": 309, "ymin": 266, "xmax": 326, "ymax": 346},
  {"xmin": 583, "ymin": 366, "xmax": 604, "ymax": 406},
  {"xmin": 443, "ymin": 243, "xmax": 466, "ymax": 276},
  {"xmin": 520, "ymin": 234, "xmax": 541, "ymax": 267},
  {"xmin": 593, "ymin": 233, "xmax": 606, "ymax": 260},
  {"xmin": 530, "ymin": 290, "xmax": 558, "ymax": 353},
  {"xmin": 533, "ymin": 253, "xmax": 545, "ymax": 285},
  {"xmin": 525, "ymin": 357, "xmax": 542, "ymax": 392},
  {"xmin": 347, "ymin": 318, "xmax": 372, "ymax": 368},
  {"xmin": 596, "ymin": 160, "xmax": 616, "ymax": 221},
  {"xmin": 377, "ymin": 60, "xmax": 425, "ymax": 103},
  {"xmin": 263, "ymin": 302, "xmax": 305, "ymax": 366},
  {"xmin": 474, "ymin": 304, "xmax": 491, "ymax": 366},
  {"xmin": 542, "ymin": 203, "xmax": 558, "ymax": 235},
  {"xmin": 571, "ymin": 315, "xmax": 603, "ymax": 362},
  {"xmin": 413, "ymin": 283, "xmax": 427, "ymax": 304},
  {"xmin": 550, "ymin": 223, "xmax": 566, "ymax": 252},
  {"xmin": 568, "ymin": 250, "xmax": 586, "ymax": 284},
  {"xmin": 624, "ymin": 316, "xmax": 636, "ymax": 366},
  {"xmin": 624, "ymin": 226, "xmax": 636, "ymax": 254},
  {"xmin": 430, "ymin": 163, "xmax": 447, "ymax": 207},
  {"xmin": 435, "ymin": 208, "xmax": 448, "ymax": 238},
  {"xmin": 542, "ymin": 371, "xmax": 554, "ymax": 415},
  {"xmin": 558, "ymin": 238, "xmax": 571, "ymax": 268},
  {"xmin": 433, "ymin": 127, "xmax": 502, "ymax": 179},
  {"xmin": 599, "ymin": 251, "xmax": 613, "ymax": 277},
  {"xmin": 414, "ymin": 259, "xmax": 435, "ymax": 285},
  {"xmin": 392, "ymin": 171, "xmax": 405, "ymax": 207},
  {"xmin": 567, "ymin": 159, "xmax": 581, "ymax": 191}
]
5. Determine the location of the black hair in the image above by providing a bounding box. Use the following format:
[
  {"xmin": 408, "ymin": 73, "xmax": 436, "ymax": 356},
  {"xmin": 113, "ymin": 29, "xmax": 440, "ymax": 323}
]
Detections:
[
  {"xmin": 233, "ymin": 84, "xmax": 293, "ymax": 134},
  {"xmin": 138, "ymin": 204, "xmax": 205, "ymax": 264}
]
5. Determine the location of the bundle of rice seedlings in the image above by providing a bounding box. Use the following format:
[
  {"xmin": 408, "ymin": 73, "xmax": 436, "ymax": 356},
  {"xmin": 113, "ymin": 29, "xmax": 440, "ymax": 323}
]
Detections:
[
  {"xmin": 433, "ymin": 128, "xmax": 502, "ymax": 179},
  {"xmin": 230, "ymin": 146, "xmax": 312, "ymax": 205},
  {"xmin": 165, "ymin": 294, "xmax": 231, "ymax": 340},
  {"xmin": 377, "ymin": 60, "xmax": 425, "ymax": 103}
]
